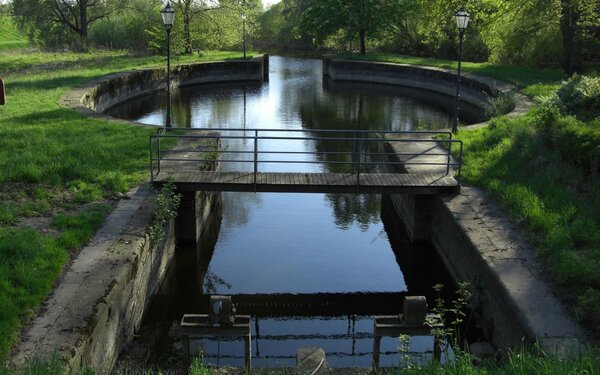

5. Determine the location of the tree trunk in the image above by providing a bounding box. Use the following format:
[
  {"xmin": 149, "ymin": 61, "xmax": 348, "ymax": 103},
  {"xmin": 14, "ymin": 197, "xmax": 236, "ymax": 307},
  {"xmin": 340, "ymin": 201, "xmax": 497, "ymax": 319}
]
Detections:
[
  {"xmin": 359, "ymin": 29, "xmax": 366, "ymax": 54},
  {"xmin": 183, "ymin": 1, "xmax": 193, "ymax": 54},
  {"xmin": 79, "ymin": 1, "xmax": 88, "ymax": 51},
  {"xmin": 560, "ymin": 0, "xmax": 582, "ymax": 75}
]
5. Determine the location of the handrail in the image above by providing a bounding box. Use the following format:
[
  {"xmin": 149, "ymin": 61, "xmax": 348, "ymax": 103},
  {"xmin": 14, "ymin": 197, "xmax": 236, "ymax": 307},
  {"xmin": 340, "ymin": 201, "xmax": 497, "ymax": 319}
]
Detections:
[{"xmin": 149, "ymin": 128, "xmax": 463, "ymax": 186}]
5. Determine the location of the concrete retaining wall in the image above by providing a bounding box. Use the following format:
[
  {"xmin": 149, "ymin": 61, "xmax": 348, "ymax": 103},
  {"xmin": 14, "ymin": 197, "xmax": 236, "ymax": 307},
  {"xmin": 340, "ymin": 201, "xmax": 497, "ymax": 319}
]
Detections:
[
  {"xmin": 12, "ymin": 185, "xmax": 220, "ymax": 373},
  {"xmin": 61, "ymin": 55, "xmax": 269, "ymax": 115},
  {"xmin": 323, "ymin": 58, "xmax": 498, "ymax": 109}
]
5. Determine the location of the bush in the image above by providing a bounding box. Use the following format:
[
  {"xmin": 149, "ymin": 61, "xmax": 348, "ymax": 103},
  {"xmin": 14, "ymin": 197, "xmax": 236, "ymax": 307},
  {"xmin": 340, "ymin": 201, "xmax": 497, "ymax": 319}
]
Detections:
[
  {"xmin": 485, "ymin": 91, "xmax": 516, "ymax": 118},
  {"xmin": 577, "ymin": 288, "xmax": 600, "ymax": 333},
  {"xmin": 555, "ymin": 75, "xmax": 600, "ymax": 120}
]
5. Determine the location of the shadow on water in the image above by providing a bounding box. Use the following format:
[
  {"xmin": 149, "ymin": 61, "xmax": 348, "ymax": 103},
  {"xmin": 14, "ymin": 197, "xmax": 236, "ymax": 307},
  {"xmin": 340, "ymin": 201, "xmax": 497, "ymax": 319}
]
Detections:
[
  {"xmin": 113, "ymin": 57, "xmax": 485, "ymax": 370},
  {"xmin": 121, "ymin": 194, "xmax": 466, "ymax": 369}
]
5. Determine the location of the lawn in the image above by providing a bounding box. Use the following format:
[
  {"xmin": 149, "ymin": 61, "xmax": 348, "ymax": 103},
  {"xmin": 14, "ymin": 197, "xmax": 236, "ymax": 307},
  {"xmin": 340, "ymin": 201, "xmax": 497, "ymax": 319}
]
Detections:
[
  {"xmin": 0, "ymin": 48, "xmax": 597, "ymax": 371},
  {"xmin": 344, "ymin": 52, "xmax": 600, "ymax": 336},
  {"xmin": 0, "ymin": 15, "xmax": 28, "ymax": 50},
  {"xmin": 0, "ymin": 49, "xmax": 250, "ymax": 361}
]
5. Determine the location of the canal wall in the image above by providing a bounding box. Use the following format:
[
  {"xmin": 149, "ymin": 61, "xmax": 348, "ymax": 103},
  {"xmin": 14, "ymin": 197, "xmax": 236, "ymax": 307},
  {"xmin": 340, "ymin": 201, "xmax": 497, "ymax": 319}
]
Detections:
[
  {"xmin": 60, "ymin": 54, "xmax": 269, "ymax": 116},
  {"xmin": 12, "ymin": 173, "xmax": 220, "ymax": 373},
  {"xmin": 322, "ymin": 58, "xmax": 533, "ymax": 126}
]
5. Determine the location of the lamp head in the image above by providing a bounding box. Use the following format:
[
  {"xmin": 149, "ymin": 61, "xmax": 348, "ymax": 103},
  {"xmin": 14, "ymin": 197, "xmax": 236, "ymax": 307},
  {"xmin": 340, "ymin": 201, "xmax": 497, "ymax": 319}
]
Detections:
[
  {"xmin": 455, "ymin": 8, "xmax": 470, "ymax": 31},
  {"xmin": 161, "ymin": 1, "xmax": 176, "ymax": 30}
]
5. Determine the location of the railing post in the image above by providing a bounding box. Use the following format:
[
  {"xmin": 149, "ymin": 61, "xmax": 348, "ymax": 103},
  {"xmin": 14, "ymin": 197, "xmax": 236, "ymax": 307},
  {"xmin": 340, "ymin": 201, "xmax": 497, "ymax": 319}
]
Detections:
[
  {"xmin": 458, "ymin": 141, "xmax": 464, "ymax": 181},
  {"xmin": 149, "ymin": 136, "xmax": 154, "ymax": 182},
  {"xmin": 446, "ymin": 140, "xmax": 452, "ymax": 175},
  {"xmin": 254, "ymin": 129, "xmax": 258, "ymax": 191},
  {"xmin": 356, "ymin": 133, "xmax": 361, "ymax": 187},
  {"xmin": 157, "ymin": 134, "xmax": 161, "ymax": 175}
]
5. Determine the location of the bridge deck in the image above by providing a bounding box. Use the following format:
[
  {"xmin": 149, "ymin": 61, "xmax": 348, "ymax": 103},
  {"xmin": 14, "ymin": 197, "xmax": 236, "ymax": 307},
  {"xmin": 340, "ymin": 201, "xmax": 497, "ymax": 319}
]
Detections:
[{"xmin": 153, "ymin": 170, "xmax": 459, "ymax": 194}]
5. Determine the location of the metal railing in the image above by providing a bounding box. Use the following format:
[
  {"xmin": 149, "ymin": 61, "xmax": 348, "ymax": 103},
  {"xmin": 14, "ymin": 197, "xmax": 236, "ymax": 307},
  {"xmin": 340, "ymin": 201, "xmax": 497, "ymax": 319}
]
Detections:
[{"xmin": 150, "ymin": 128, "xmax": 463, "ymax": 183}]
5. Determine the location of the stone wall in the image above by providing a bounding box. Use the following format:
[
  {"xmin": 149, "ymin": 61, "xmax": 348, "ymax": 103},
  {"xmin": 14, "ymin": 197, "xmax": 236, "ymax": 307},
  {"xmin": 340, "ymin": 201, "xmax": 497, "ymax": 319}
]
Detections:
[
  {"xmin": 62, "ymin": 55, "xmax": 269, "ymax": 115},
  {"xmin": 13, "ymin": 181, "xmax": 221, "ymax": 373},
  {"xmin": 323, "ymin": 58, "xmax": 499, "ymax": 109}
]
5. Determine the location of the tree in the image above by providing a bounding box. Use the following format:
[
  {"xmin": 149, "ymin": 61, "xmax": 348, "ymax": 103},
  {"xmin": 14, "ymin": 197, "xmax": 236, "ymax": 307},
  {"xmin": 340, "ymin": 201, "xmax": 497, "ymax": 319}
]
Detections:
[
  {"xmin": 559, "ymin": 0, "xmax": 599, "ymax": 74},
  {"xmin": 300, "ymin": 0, "xmax": 396, "ymax": 54},
  {"xmin": 13, "ymin": 0, "xmax": 124, "ymax": 49}
]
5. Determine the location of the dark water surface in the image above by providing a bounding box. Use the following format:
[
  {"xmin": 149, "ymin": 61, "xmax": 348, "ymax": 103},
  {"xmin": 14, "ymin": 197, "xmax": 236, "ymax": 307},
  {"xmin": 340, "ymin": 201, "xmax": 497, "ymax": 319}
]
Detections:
[{"xmin": 112, "ymin": 57, "xmax": 462, "ymax": 368}]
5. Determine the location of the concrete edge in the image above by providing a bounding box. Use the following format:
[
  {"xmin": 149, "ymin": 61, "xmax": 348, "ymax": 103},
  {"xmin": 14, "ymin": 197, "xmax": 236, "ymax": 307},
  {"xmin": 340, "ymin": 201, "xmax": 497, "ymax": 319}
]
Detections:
[
  {"xmin": 432, "ymin": 188, "xmax": 584, "ymax": 355},
  {"xmin": 323, "ymin": 57, "xmax": 535, "ymax": 130},
  {"xmin": 344, "ymin": 59, "xmax": 583, "ymax": 354},
  {"xmin": 59, "ymin": 55, "xmax": 269, "ymax": 126},
  {"xmin": 10, "ymin": 184, "xmax": 176, "ymax": 373}
]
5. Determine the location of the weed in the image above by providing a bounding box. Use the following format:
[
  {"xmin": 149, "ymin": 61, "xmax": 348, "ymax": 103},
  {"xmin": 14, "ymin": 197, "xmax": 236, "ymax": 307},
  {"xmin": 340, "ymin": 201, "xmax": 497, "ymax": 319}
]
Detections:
[{"xmin": 149, "ymin": 183, "xmax": 181, "ymax": 246}]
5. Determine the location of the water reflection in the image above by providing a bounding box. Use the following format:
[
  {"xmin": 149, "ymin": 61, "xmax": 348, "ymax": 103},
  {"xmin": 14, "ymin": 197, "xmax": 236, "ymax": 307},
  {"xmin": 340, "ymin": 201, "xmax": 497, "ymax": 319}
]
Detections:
[
  {"xmin": 135, "ymin": 194, "xmax": 456, "ymax": 368},
  {"xmin": 113, "ymin": 57, "xmax": 464, "ymax": 368}
]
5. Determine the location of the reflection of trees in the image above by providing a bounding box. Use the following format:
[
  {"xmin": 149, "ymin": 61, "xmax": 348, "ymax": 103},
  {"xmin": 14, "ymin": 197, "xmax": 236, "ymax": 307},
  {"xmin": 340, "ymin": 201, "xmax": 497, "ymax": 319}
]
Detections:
[
  {"xmin": 326, "ymin": 193, "xmax": 381, "ymax": 231},
  {"xmin": 221, "ymin": 191, "xmax": 260, "ymax": 229},
  {"xmin": 203, "ymin": 268, "xmax": 232, "ymax": 294}
]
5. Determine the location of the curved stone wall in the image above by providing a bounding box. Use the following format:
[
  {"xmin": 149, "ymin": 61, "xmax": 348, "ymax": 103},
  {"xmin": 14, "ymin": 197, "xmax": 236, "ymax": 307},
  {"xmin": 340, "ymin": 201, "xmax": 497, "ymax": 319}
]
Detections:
[
  {"xmin": 322, "ymin": 58, "xmax": 532, "ymax": 126},
  {"xmin": 61, "ymin": 55, "xmax": 269, "ymax": 117}
]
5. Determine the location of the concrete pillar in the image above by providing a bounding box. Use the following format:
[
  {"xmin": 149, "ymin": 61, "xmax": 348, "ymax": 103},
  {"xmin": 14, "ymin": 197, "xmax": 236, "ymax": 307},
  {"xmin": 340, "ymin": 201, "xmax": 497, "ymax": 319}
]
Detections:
[
  {"xmin": 389, "ymin": 194, "xmax": 433, "ymax": 241},
  {"xmin": 176, "ymin": 191, "xmax": 198, "ymax": 246}
]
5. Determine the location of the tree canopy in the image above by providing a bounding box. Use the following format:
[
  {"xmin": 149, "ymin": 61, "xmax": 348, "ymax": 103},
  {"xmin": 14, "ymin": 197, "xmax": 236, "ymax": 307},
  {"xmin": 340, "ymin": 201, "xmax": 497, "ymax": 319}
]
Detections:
[{"xmin": 7, "ymin": 0, "xmax": 600, "ymax": 73}]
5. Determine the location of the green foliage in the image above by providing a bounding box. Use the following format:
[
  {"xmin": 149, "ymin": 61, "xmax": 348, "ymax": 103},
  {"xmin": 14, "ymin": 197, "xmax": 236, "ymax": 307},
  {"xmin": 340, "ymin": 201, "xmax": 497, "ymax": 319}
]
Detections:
[
  {"xmin": 90, "ymin": 0, "xmax": 162, "ymax": 51},
  {"xmin": 484, "ymin": 91, "xmax": 516, "ymax": 118},
  {"xmin": 455, "ymin": 77, "xmax": 600, "ymax": 334},
  {"xmin": 427, "ymin": 283, "xmax": 472, "ymax": 353},
  {"xmin": 0, "ymin": 49, "xmax": 245, "ymax": 361},
  {"xmin": 554, "ymin": 75, "xmax": 600, "ymax": 120},
  {"xmin": 0, "ymin": 229, "xmax": 66, "ymax": 360},
  {"xmin": 149, "ymin": 183, "xmax": 181, "ymax": 246},
  {"xmin": 0, "ymin": 205, "xmax": 109, "ymax": 360},
  {"xmin": 0, "ymin": 15, "xmax": 28, "ymax": 50}
]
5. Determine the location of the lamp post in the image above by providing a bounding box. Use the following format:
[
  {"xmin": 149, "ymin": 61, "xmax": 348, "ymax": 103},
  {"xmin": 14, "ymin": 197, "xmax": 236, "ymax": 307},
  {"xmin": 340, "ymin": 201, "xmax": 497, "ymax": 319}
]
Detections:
[
  {"xmin": 161, "ymin": 1, "xmax": 175, "ymax": 128},
  {"xmin": 453, "ymin": 8, "xmax": 470, "ymax": 134},
  {"xmin": 242, "ymin": 14, "xmax": 247, "ymax": 59}
]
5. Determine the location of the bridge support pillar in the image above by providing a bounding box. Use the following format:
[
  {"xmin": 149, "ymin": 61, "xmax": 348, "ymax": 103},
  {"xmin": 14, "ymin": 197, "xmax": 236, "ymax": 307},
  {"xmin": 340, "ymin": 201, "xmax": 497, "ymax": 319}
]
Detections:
[
  {"xmin": 389, "ymin": 194, "xmax": 432, "ymax": 241},
  {"xmin": 176, "ymin": 191, "xmax": 220, "ymax": 246}
]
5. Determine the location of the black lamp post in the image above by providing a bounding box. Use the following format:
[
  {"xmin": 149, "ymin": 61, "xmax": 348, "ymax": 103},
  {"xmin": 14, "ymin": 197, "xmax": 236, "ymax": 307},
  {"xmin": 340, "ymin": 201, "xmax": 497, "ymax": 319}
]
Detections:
[
  {"xmin": 453, "ymin": 8, "xmax": 470, "ymax": 134},
  {"xmin": 242, "ymin": 13, "xmax": 247, "ymax": 59},
  {"xmin": 161, "ymin": 1, "xmax": 175, "ymax": 128}
]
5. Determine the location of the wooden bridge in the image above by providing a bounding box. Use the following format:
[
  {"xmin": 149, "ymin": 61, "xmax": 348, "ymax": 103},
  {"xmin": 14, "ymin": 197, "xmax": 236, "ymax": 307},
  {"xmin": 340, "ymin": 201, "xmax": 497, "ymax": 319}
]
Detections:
[{"xmin": 150, "ymin": 128, "xmax": 462, "ymax": 195}]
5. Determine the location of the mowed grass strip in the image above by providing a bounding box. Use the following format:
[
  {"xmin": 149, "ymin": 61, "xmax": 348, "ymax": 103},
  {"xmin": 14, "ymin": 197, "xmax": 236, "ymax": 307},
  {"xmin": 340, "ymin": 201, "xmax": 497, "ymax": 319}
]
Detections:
[{"xmin": 0, "ymin": 50, "xmax": 248, "ymax": 360}]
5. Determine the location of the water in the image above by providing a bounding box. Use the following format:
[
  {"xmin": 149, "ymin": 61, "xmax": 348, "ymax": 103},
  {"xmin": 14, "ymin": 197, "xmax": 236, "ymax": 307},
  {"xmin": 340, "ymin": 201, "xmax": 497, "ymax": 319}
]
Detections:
[{"xmin": 111, "ymin": 57, "xmax": 464, "ymax": 368}]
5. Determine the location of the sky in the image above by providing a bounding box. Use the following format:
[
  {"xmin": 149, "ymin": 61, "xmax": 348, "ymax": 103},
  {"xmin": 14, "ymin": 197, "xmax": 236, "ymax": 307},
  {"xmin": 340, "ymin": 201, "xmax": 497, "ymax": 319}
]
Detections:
[{"xmin": 263, "ymin": 0, "xmax": 282, "ymax": 8}]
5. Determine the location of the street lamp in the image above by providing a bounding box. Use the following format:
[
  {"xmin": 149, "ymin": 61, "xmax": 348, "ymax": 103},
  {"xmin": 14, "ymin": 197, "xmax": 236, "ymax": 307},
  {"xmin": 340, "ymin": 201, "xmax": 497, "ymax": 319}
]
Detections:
[
  {"xmin": 241, "ymin": 14, "xmax": 247, "ymax": 59},
  {"xmin": 161, "ymin": 1, "xmax": 175, "ymax": 128},
  {"xmin": 452, "ymin": 8, "xmax": 470, "ymax": 134}
]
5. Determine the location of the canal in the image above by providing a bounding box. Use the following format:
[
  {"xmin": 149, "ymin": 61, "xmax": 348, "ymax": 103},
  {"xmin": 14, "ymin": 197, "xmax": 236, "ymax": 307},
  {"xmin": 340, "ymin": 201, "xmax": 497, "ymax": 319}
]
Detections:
[{"xmin": 109, "ymin": 56, "xmax": 470, "ymax": 369}]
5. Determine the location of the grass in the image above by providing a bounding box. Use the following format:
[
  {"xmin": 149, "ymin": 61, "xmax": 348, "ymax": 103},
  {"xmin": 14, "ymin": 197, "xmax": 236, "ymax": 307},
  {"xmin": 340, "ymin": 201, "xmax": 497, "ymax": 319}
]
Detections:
[
  {"xmin": 341, "ymin": 52, "xmax": 565, "ymax": 96},
  {"xmin": 0, "ymin": 49, "xmax": 251, "ymax": 361},
  {"xmin": 0, "ymin": 16, "xmax": 28, "ymax": 51},
  {"xmin": 454, "ymin": 108, "xmax": 600, "ymax": 333},
  {"xmin": 3, "ymin": 346, "xmax": 600, "ymax": 374},
  {"xmin": 342, "ymin": 51, "xmax": 600, "ymax": 336}
]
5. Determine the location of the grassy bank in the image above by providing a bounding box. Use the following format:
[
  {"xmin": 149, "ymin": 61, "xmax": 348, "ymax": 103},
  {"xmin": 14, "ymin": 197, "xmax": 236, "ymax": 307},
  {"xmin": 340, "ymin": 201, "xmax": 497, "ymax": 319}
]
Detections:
[
  {"xmin": 345, "ymin": 52, "xmax": 600, "ymax": 336},
  {"xmin": 0, "ymin": 49, "xmax": 251, "ymax": 361},
  {"xmin": 3, "ymin": 346, "xmax": 600, "ymax": 374},
  {"xmin": 0, "ymin": 16, "xmax": 28, "ymax": 51}
]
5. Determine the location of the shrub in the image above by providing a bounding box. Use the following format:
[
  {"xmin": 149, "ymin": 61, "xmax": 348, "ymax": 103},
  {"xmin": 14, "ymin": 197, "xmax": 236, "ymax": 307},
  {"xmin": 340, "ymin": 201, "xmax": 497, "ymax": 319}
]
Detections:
[
  {"xmin": 555, "ymin": 75, "xmax": 600, "ymax": 120},
  {"xmin": 485, "ymin": 91, "xmax": 516, "ymax": 118}
]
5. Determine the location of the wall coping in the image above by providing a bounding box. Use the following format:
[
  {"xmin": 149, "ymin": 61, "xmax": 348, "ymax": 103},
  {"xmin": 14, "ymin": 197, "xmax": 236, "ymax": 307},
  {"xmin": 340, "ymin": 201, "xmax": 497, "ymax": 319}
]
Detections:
[
  {"xmin": 323, "ymin": 57, "xmax": 534, "ymax": 130},
  {"xmin": 59, "ymin": 55, "xmax": 269, "ymax": 127}
]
